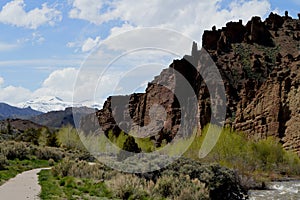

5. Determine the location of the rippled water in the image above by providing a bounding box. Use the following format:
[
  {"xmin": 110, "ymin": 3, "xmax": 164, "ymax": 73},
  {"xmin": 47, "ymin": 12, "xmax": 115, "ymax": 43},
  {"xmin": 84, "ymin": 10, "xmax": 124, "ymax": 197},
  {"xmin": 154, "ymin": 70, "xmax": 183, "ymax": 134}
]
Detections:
[{"xmin": 249, "ymin": 181, "xmax": 300, "ymax": 200}]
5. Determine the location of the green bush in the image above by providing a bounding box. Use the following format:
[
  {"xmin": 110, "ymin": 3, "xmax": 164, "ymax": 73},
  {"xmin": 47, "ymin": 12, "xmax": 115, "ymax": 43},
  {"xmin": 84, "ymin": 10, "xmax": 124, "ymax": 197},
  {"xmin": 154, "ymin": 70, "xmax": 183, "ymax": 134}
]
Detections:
[
  {"xmin": 184, "ymin": 124, "xmax": 300, "ymax": 177},
  {"xmin": 57, "ymin": 125, "xmax": 86, "ymax": 150},
  {"xmin": 106, "ymin": 174, "xmax": 148, "ymax": 199},
  {"xmin": 153, "ymin": 175, "xmax": 180, "ymax": 198},
  {"xmin": 51, "ymin": 157, "xmax": 114, "ymax": 180},
  {"xmin": 250, "ymin": 137, "xmax": 284, "ymax": 171},
  {"xmin": 160, "ymin": 158, "xmax": 244, "ymax": 199},
  {"xmin": 15, "ymin": 128, "xmax": 41, "ymax": 145},
  {"xmin": 35, "ymin": 146, "xmax": 63, "ymax": 162},
  {"xmin": 135, "ymin": 137, "xmax": 156, "ymax": 153},
  {"xmin": 0, "ymin": 154, "xmax": 8, "ymax": 170},
  {"xmin": 117, "ymin": 136, "xmax": 141, "ymax": 161},
  {"xmin": 48, "ymin": 158, "xmax": 55, "ymax": 166},
  {"xmin": 52, "ymin": 157, "xmax": 74, "ymax": 177},
  {"xmin": 0, "ymin": 141, "xmax": 30, "ymax": 160},
  {"xmin": 46, "ymin": 131, "xmax": 60, "ymax": 147}
]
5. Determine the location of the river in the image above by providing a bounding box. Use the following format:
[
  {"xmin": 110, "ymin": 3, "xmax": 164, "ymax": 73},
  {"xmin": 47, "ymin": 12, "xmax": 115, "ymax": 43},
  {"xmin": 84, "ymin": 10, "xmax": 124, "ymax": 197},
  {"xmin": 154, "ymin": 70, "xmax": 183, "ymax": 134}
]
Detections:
[{"xmin": 249, "ymin": 180, "xmax": 300, "ymax": 200}]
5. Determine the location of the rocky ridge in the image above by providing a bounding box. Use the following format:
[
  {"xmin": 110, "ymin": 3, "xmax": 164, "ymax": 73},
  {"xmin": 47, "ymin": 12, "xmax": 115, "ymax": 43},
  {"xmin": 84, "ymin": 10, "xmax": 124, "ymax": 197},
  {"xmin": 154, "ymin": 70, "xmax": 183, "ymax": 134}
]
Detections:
[{"xmin": 95, "ymin": 12, "xmax": 300, "ymax": 154}]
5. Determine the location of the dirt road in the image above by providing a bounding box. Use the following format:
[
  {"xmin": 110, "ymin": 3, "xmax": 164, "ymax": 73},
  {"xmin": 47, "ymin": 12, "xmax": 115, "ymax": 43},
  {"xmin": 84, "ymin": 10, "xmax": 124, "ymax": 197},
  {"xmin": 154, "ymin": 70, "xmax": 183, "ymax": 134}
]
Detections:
[{"xmin": 0, "ymin": 168, "xmax": 50, "ymax": 200}]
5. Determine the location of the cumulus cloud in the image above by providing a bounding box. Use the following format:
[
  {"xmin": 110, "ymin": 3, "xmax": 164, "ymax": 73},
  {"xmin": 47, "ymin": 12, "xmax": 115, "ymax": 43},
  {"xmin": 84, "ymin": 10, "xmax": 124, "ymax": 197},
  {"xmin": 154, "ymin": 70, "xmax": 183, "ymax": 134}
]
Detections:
[
  {"xmin": 65, "ymin": 0, "xmax": 272, "ymax": 106},
  {"xmin": 67, "ymin": 36, "xmax": 101, "ymax": 53},
  {"xmin": 81, "ymin": 36, "xmax": 101, "ymax": 52},
  {"xmin": 0, "ymin": 0, "xmax": 62, "ymax": 29},
  {"xmin": 33, "ymin": 68, "xmax": 78, "ymax": 101},
  {"xmin": 1, "ymin": 0, "xmax": 273, "ymax": 107},
  {"xmin": 0, "ymin": 68, "xmax": 79, "ymax": 105},
  {"xmin": 109, "ymin": 23, "xmax": 136, "ymax": 37},
  {"xmin": 68, "ymin": 0, "xmax": 271, "ymax": 42},
  {"xmin": 69, "ymin": 0, "xmax": 114, "ymax": 24},
  {"xmin": 0, "ymin": 77, "xmax": 32, "ymax": 105},
  {"xmin": 67, "ymin": 0, "xmax": 271, "ymax": 69}
]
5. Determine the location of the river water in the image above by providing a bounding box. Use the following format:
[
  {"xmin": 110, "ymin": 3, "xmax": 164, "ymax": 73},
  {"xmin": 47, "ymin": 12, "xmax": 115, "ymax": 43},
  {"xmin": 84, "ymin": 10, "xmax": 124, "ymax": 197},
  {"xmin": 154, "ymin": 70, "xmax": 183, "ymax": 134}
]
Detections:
[{"xmin": 249, "ymin": 181, "xmax": 300, "ymax": 200}]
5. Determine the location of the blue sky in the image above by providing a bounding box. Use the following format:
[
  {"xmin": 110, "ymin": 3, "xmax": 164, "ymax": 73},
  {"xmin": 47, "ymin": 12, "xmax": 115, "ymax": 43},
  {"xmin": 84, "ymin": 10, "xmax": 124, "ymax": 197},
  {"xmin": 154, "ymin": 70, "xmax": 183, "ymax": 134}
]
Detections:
[{"xmin": 0, "ymin": 0, "xmax": 298, "ymax": 106}]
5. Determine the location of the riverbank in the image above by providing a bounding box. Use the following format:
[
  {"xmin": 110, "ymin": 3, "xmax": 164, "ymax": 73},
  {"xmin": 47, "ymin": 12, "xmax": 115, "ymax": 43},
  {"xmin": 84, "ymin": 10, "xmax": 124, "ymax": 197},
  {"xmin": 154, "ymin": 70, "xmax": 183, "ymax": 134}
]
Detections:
[{"xmin": 249, "ymin": 180, "xmax": 300, "ymax": 199}]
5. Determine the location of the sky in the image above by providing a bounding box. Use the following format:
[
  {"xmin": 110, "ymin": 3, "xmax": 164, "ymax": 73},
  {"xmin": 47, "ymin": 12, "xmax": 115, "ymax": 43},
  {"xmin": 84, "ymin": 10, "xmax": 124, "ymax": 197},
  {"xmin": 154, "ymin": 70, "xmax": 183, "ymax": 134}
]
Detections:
[{"xmin": 0, "ymin": 0, "xmax": 299, "ymax": 107}]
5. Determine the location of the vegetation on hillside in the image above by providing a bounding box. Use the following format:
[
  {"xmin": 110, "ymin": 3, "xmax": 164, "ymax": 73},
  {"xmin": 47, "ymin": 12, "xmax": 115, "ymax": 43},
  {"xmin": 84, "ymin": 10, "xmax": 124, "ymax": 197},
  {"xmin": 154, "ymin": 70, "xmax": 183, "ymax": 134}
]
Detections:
[
  {"xmin": 39, "ymin": 157, "xmax": 245, "ymax": 199},
  {"xmin": 0, "ymin": 125, "xmax": 92, "ymax": 186},
  {"xmin": 1, "ymin": 122, "xmax": 300, "ymax": 199},
  {"xmin": 184, "ymin": 125, "xmax": 300, "ymax": 181}
]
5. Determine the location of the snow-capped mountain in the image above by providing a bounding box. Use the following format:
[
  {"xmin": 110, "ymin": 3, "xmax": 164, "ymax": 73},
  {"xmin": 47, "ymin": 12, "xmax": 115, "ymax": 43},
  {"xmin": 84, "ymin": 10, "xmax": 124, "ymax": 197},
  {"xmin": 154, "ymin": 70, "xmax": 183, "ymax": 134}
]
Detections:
[
  {"xmin": 77, "ymin": 100, "xmax": 102, "ymax": 110},
  {"xmin": 18, "ymin": 96, "xmax": 102, "ymax": 113},
  {"xmin": 18, "ymin": 96, "xmax": 91, "ymax": 113}
]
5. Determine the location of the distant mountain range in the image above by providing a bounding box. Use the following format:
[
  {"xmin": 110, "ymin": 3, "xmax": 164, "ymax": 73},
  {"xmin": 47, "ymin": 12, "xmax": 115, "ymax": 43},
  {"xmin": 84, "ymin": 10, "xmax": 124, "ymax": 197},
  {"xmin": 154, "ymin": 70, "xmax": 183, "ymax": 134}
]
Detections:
[
  {"xmin": 0, "ymin": 98, "xmax": 98, "ymax": 129},
  {"xmin": 18, "ymin": 96, "xmax": 101, "ymax": 113},
  {"xmin": 29, "ymin": 107, "xmax": 96, "ymax": 128},
  {"xmin": 18, "ymin": 96, "xmax": 79, "ymax": 113},
  {"xmin": 0, "ymin": 103, "xmax": 42, "ymax": 120}
]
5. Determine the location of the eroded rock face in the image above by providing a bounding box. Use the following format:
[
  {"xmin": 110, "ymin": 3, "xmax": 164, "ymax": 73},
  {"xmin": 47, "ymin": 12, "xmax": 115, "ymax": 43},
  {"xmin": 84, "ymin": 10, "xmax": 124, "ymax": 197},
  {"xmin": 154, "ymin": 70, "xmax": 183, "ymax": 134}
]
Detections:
[{"xmin": 95, "ymin": 13, "xmax": 300, "ymax": 154}]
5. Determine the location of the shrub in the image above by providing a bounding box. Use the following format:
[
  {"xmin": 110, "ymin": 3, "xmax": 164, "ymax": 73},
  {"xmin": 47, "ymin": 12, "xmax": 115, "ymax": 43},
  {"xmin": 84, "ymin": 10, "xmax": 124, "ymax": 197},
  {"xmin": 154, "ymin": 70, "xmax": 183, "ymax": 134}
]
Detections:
[
  {"xmin": 15, "ymin": 128, "xmax": 41, "ymax": 145},
  {"xmin": 52, "ymin": 157, "xmax": 73, "ymax": 177},
  {"xmin": 46, "ymin": 131, "xmax": 60, "ymax": 147},
  {"xmin": 106, "ymin": 174, "xmax": 148, "ymax": 199},
  {"xmin": 57, "ymin": 125, "xmax": 86, "ymax": 150},
  {"xmin": 51, "ymin": 157, "xmax": 113, "ymax": 179},
  {"xmin": 153, "ymin": 175, "xmax": 179, "ymax": 198},
  {"xmin": 0, "ymin": 141, "xmax": 30, "ymax": 160},
  {"xmin": 183, "ymin": 124, "xmax": 300, "ymax": 177},
  {"xmin": 117, "ymin": 136, "xmax": 141, "ymax": 161},
  {"xmin": 48, "ymin": 158, "xmax": 55, "ymax": 166},
  {"xmin": 0, "ymin": 154, "xmax": 8, "ymax": 170},
  {"xmin": 160, "ymin": 158, "xmax": 244, "ymax": 199},
  {"xmin": 150, "ymin": 174, "xmax": 209, "ymax": 199},
  {"xmin": 35, "ymin": 146, "xmax": 63, "ymax": 162},
  {"xmin": 250, "ymin": 137, "xmax": 285, "ymax": 171},
  {"xmin": 135, "ymin": 137, "xmax": 156, "ymax": 153},
  {"xmin": 37, "ymin": 128, "xmax": 60, "ymax": 148},
  {"xmin": 175, "ymin": 187, "xmax": 208, "ymax": 200}
]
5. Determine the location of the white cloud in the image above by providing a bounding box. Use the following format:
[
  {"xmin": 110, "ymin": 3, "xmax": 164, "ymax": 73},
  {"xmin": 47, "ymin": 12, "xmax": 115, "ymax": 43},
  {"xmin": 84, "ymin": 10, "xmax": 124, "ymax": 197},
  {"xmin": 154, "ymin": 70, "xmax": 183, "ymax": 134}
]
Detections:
[
  {"xmin": 67, "ymin": 42, "xmax": 77, "ymax": 48},
  {"xmin": 33, "ymin": 68, "xmax": 78, "ymax": 101},
  {"xmin": 17, "ymin": 32, "xmax": 45, "ymax": 45},
  {"xmin": 69, "ymin": 0, "xmax": 113, "ymax": 24},
  {"xmin": 69, "ymin": 0, "xmax": 271, "ymax": 43},
  {"xmin": 0, "ymin": 77, "xmax": 32, "ymax": 105},
  {"xmin": 65, "ymin": 0, "xmax": 272, "ymax": 106},
  {"xmin": 0, "ymin": 0, "xmax": 273, "ymax": 108},
  {"xmin": 0, "ymin": 86, "xmax": 32, "ymax": 105},
  {"xmin": 0, "ymin": 0, "xmax": 62, "ymax": 29},
  {"xmin": 42, "ymin": 68, "xmax": 78, "ymax": 89},
  {"xmin": 0, "ymin": 58, "xmax": 82, "ymax": 68},
  {"xmin": 0, "ymin": 68, "xmax": 79, "ymax": 105},
  {"xmin": 0, "ymin": 77, "xmax": 4, "ymax": 86},
  {"xmin": 81, "ymin": 36, "xmax": 101, "ymax": 52},
  {"xmin": 66, "ymin": 0, "xmax": 271, "ymax": 77},
  {"xmin": 0, "ymin": 42, "xmax": 17, "ymax": 51},
  {"xmin": 31, "ymin": 32, "xmax": 45, "ymax": 44},
  {"xmin": 67, "ymin": 36, "xmax": 101, "ymax": 53}
]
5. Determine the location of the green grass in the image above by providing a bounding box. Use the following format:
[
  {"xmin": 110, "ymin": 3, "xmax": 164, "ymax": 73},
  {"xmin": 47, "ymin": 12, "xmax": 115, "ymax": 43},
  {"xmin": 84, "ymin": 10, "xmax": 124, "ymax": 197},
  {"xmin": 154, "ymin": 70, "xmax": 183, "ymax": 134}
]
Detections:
[
  {"xmin": 38, "ymin": 170, "xmax": 64, "ymax": 200},
  {"xmin": 38, "ymin": 169, "xmax": 113, "ymax": 200},
  {"xmin": 0, "ymin": 158, "xmax": 49, "ymax": 185},
  {"xmin": 183, "ymin": 124, "xmax": 300, "ymax": 180}
]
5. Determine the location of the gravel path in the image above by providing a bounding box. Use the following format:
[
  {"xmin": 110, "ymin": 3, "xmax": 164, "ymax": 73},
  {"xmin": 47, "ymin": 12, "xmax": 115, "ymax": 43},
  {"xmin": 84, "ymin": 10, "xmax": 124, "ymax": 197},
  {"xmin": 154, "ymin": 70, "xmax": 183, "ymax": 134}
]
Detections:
[{"xmin": 0, "ymin": 168, "xmax": 50, "ymax": 200}]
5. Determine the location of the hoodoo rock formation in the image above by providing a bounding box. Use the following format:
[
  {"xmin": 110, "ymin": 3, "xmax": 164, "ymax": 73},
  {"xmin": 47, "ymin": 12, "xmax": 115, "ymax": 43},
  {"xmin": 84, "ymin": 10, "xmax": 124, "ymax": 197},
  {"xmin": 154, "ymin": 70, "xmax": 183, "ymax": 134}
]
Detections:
[{"xmin": 95, "ymin": 12, "xmax": 300, "ymax": 155}]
